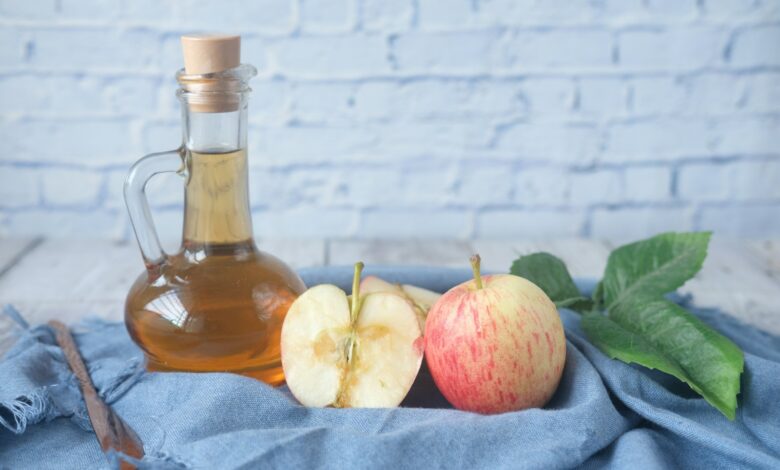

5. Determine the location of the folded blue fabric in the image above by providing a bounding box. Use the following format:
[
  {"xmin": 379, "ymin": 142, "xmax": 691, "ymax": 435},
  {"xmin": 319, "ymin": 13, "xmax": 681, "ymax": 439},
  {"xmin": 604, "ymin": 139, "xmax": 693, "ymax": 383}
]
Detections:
[{"xmin": 1, "ymin": 266, "xmax": 779, "ymax": 469}]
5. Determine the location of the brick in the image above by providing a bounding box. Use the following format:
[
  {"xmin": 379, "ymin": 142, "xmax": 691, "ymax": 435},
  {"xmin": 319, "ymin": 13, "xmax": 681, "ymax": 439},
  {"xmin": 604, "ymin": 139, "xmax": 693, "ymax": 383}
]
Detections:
[
  {"xmin": 396, "ymin": 79, "xmax": 525, "ymax": 118},
  {"xmin": 453, "ymin": 165, "xmax": 513, "ymax": 206},
  {"xmin": 399, "ymin": 165, "xmax": 458, "ymax": 206},
  {"xmin": 590, "ymin": 207, "xmax": 692, "ymax": 241},
  {"xmin": 360, "ymin": 0, "xmax": 413, "ymax": 32},
  {"xmin": 682, "ymin": 74, "xmax": 744, "ymax": 115},
  {"xmin": 241, "ymin": 37, "xmax": 269, "ymax": 71},
  {"xmin": 28, "ymin": 29, "xmax": 158, "ymax": 70},
  {"xmin": 7, "ymin": 210, "xmax": 123, "ymax": 238},
  {"xmin": 729, "ymin": 26, "xmax": 780, "ymax": 67},
  {"xmin": 644, "ymin": 0, "xmax": 698, "ymax": 18},
  {"xmin": 0, "ymin": 75, "xmax": 50, "ymax": 113},
  {"xmin": 104, "ymin": 170, "xmax": 128, "ymax": 209},
  {"xmin": 624, "ymin": 166, "xmax": 672, "ymax": 202},
  {"xmin": 391, "ymin": 32, "xmax": 499, "ymax": 72},
  {"xmin": 503, "ymin": 30, "xmax": 613, "ymax": 68},
  {"xmin": 176, "ymin": 0, "xmax": 293, "ymax": 34},
  {"xmin": 0, "ymin": 75, "xmax": 158, "ymax": 116},
  {"xmin": 604, "ymin": 119, "xmax": 713, "ymax": 162},
  {"xmin": 355, "ymin": 80, "xmax": 526, "ymax": 120},
  {"xmin": 476, "ymin": 209, "xmax": 586, "ymax": 238},
  {"xmin": 0, "ymin": 167, "xmax": 39, "ymax": 208},
  {"xmin": 290, "ymin": 83, "xmax": 354, "ymax": 123},
  {"xmin": 338, "ymin": 165, "xmax": 457, "ymax": 207},
  {"xmin": 578, "ymin": 78, "xmax": 628, "ymax": 117},
  {"xmin": 0, "ymin": 0, "xmax": 57, "ymax": 18},
  {"xmin": 272, "ymin": 36, "xmax": 389, "ymax": 77},
  {"xmin": 352, "ymin": 81, "xmax": 393, "ymax": 120},
  {"xmin": 247, "ymin": 80, "xmax": 288, "ymax": 124},
  {"xmin": 619, "ymin": 28, "xmax": 726, "ymax": 70},
  {"xmin": 521, "ymin": 78, "xmax": 576, "ymax": 116},
  {"xmin": 741, "ymin": 73, "xmax": 780, "ymax": 113},
  {"xmin": 593, "ymin": 0, "xmax": 647, "ymax": 23},
  {"xmin": 731, "ymin": 160, "xmax": 780, "ymax": 201},
  {"xmin": 1, "ymin": 119, "xmax": 136, "ymax": 165},
  {"xmin": 158, "ymin": 35, "xmax": 187, "ymax": 73},
  {"xmin": 60, "ymin": 0, "xmax": 119, "ymax": 19},
  {"xmin": 496, "ymin": 123, "xmax": 600, "ymax": 164},
  {"xmin": 478, "ymin": 0, "xmax": 598, "ymax": 26},
  {"xmin": 697, "ymin": 204, "xmax": 780, "ymax": 236},
  {"xmin": 515, "ymin": 167, "xmax": 570, "ymax": 206},
  {"xmin": 41, "ymin": 169, "xmax": 103, "ymax": 207},
  {"xmin": 254, "ymin": 207, "xmax": 358, "ymax": 238},
  {"xmin": 569, "ymin": 169, "xmax": 623, "ymax": 205},
  {"xmin": 418, "ymin": 0, "xmax": 475, "ymax": 29},
  {"xmin": 300, "ymin": 0, "xmax": 353, "ymax": 33},
  {"xmin": 261, "ymin": 125, "xmax": 377, "ymax": 164},
  {"xmin": 713, "ymin": 117, "xmax": 780, "ymax": 155},
  {"xmin": 677, "ymin": 163, "xmax": 731, "ymax": 201},
  {"xmin": 119, "ymin": 0, "xmax": 177, "ymax": 21},
  {"xmin": 59, "ymin": 76, "xmax": 157, "ymax": 115},
  {"xmin": 142, "ymin": 121, "xmax": 180, "ymax": 154},
  {"xmin": 700, "ymin": 0, "xmax": 780, "ymax": 21},
  {"xmin": 264, "ymin": 168, "xmax": 344, "ymax": 207},
  {"xmin": 375, "ymin": 122, "xmax": 493, "ymax": 160},
  {"xmin": 0, "ymin": 28, "xmax": 27, "ymax": 66},
  {"xmin": 630, "ymin": 77, "xmax": 686, "ymax": 115},
  {"xmin": 360, "ymin": 209, "xmax": 471, "ymax": 238},
  {"xmin": 338, "ymin": 168, "xmax": 403, "ymax": 207}
]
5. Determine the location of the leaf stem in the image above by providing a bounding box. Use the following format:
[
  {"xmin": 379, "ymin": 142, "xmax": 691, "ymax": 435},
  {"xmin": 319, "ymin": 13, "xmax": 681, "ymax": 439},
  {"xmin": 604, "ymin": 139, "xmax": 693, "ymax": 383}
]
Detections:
[{"xmin": 470, "ymin": 254, "xmax": 483, "ymax": 290}]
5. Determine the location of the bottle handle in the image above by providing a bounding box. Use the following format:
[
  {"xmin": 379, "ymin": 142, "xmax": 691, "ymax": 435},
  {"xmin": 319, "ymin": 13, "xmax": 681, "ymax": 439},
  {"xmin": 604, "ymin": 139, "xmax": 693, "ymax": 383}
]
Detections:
[{"xmin": 124, "ymin": 148, "xmax": 186, "ymax": 270}]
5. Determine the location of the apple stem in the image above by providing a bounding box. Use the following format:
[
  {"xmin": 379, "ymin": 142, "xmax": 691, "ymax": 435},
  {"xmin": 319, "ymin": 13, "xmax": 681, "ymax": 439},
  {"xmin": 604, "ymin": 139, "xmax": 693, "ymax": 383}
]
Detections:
[
  {"xmin": 470, "ymin": 254, "xmax": 483, "ymax": 290},
  {"xmin": 351, "ymin": 261, "xmax": 365, "ymax": 324}
]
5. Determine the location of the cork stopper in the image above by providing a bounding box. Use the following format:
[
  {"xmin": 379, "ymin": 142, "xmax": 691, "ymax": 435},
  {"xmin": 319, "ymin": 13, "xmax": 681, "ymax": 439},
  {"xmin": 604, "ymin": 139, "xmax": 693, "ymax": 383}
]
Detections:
[
  {"xmin": 179, "ymin": 34, "xmax": 243, "ymax": 113},
  {"xmin": 181, "ymin": 34, "xmax": 240, "ymax": 75}
]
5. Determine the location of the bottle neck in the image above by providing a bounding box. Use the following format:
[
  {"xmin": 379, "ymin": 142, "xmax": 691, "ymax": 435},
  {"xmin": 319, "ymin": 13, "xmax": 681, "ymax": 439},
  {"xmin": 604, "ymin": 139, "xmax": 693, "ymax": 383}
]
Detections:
[{"xmin": 181, "ymin": 103, "xmax": 254, "ymax": 248}]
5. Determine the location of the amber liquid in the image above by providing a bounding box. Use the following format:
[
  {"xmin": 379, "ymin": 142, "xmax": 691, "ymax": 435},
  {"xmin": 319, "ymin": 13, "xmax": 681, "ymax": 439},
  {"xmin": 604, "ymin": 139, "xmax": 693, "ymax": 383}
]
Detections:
[{"xmin": 125, "ymin": 149, "xmax": 305, "ymax": 385}]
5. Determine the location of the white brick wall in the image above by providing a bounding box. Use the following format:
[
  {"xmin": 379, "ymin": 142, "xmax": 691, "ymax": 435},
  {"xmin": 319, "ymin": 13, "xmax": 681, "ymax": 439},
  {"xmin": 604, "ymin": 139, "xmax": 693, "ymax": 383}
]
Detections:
[{"xmin": 0, "ymin": 0, "xmax": 779, "ymax": 240}]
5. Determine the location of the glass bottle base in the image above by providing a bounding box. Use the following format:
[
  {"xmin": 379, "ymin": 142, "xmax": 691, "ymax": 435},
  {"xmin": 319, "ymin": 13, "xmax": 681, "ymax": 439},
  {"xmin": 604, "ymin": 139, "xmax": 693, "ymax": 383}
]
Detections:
[{"xmin": 145, "ymin": 355, "xmax": 286, "ymax": 386}]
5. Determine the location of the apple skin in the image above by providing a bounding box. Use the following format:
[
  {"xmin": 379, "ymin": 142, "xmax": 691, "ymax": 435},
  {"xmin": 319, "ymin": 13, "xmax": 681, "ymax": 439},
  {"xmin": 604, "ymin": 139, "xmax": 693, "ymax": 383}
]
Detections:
[{"xmin": 424, "ymin": 274, "xmax": 566, "ymax": 414}]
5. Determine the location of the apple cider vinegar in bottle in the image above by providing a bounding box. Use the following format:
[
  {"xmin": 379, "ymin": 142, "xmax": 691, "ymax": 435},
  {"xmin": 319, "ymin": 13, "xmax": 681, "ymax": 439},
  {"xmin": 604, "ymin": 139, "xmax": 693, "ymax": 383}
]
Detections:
[{"xmin": 123, "ymin": 35, "xmax": 305, "ymax": 385}]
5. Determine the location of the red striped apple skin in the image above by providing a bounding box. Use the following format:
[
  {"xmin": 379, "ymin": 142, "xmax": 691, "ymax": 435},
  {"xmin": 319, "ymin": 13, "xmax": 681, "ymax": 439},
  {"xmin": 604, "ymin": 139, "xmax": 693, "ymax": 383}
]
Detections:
[{"xmin": 424, "ymin": 274, "xmax": 566, "ymax": 414}]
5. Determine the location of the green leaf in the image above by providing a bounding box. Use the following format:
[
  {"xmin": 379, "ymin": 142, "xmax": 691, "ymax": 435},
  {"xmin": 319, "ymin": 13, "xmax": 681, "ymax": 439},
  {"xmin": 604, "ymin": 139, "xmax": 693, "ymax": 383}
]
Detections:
[
  {"xmin": 582, "ymin": 297, "xmax": 744, "ymax": 420},
  {"xmin": 601, "ymin": 232, "xmax": 711, "ymax": 307},
  {"xmin": 511, "ymin": 252, "xmax": 593, "ymax": 313}
]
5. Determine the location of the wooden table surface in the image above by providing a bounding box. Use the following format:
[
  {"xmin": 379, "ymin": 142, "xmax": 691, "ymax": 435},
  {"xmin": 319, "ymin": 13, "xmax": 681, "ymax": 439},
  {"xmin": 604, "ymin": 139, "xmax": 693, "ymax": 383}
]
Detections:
[{"xmin": 1, "ymin": 237, "xmax": 779, "ymax": 351}]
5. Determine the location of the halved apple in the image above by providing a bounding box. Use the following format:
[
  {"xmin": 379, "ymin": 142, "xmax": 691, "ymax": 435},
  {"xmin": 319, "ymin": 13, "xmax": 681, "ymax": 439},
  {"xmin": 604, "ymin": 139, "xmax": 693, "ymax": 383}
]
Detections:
[
  {"xmin": 281, "ymin": 263, "xmax": 424, "ymax": 408},
  {"xmin": 359, "ymin": 275, "xmax": 442, "ymax": 333}
]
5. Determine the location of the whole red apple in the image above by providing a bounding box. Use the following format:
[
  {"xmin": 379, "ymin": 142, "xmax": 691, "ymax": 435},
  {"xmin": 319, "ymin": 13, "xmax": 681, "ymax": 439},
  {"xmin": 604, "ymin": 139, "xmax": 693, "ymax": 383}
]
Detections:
[{"xmin": 425, "ymin": 255, "xmax": 566, "ymax": 414}]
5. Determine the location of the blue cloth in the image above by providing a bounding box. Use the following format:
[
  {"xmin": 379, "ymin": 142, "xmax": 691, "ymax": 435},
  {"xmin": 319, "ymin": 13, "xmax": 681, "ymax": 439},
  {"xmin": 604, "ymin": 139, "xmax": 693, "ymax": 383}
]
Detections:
[{"xmin": 1, "ymin": 266, "xmax": 779, "ymax": 469}]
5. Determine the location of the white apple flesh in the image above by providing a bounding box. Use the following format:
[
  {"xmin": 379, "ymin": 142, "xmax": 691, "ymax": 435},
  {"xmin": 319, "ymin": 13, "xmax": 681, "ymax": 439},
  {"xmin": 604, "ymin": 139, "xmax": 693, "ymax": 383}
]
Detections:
[
  {"xmin": 425, "ymin": 255, "xmax": 566, "ymax": 414},
  {"xmin": 359, "ymin": 275, "xmax": 442, "ymax": 333},
  {"xmin": 281, "ymin": 263, "xmax": 424, "ymax": 408}
]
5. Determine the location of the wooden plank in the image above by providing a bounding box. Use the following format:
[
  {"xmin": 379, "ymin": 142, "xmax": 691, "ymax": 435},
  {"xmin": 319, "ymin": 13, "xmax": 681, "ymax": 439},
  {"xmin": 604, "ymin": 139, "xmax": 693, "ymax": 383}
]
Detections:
[
  {"xmin": 0, "ymin": 238, "xmax": 39, "ymax": 277},
  {"xmin": 1, "ymin": 238, "xmax": 40, "ymax": 357},
  {"xmin": 472, "ymin": 238, "xmax": 612, "ymax": 280},
  {"xmin": 679, "ymin": 237, "xmax": 780, "ymax": 335},
  {"xmin": 0, "ymin": 240, "xmax": 139, "ymax": 326},
  {"xmin": 747, "ymin": 239, "xmax": 780, "ymax": 281},
  {"xmin": 328, "ymin": 239, "xmax": 475, "ymax": 267}
]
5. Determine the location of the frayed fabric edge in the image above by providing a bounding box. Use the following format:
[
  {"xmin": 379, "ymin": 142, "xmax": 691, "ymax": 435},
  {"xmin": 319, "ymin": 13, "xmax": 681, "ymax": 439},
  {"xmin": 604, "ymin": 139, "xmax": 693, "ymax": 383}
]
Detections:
[{"xmin": 0, "ymin": 388, "xmax": 52, "ymax": 434}]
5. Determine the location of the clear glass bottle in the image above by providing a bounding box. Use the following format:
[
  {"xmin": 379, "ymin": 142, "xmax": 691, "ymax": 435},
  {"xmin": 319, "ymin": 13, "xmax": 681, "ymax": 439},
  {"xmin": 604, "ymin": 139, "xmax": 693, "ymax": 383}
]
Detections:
[{"xmin": 123, "ymin": 35, "xmax": 305, "ymax": 385}]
